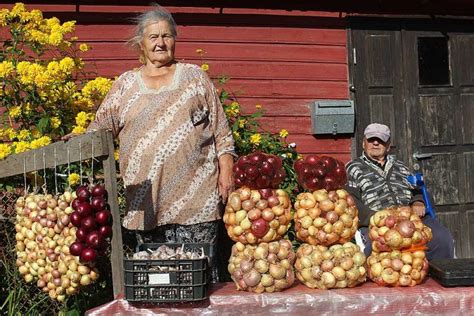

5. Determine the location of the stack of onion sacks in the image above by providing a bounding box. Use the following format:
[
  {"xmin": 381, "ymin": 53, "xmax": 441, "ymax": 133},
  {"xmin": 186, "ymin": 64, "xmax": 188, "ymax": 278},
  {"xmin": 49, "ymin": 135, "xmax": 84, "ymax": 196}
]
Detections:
[
  {"xmin": 14, "ymin": 192, "xmax": 99, "ymax": 301},
  {"xmin": 367, "ymin": 206, "xmax": 432, "ymax": 286},
  {"xmin": 295, "ymin": 242, "xmax": 367, "ymax": 289},
  {"xmin": 224, "ymin": 152, "xmax": 291, "ymax": 244},
  {"xmin": 228, "ymin": 240, "xmax": 296, "ymax": 293},
  {"xmin": 368, "ymin": 206, "xmax": 432, "ymax": 252},
  {"xmin": 367, "ymin": 250, "xmax": 429, "ymax": 287},
  {"xmin": 294, "ymin": 189, "xmax": 358, "ymax": 246}
]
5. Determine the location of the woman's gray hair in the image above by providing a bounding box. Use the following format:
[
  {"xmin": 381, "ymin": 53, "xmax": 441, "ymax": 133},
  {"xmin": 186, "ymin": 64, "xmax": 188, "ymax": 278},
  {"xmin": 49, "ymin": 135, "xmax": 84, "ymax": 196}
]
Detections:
[{"xmin": 128, "ymin": 4, "xmax": 178, "ymax": 49}]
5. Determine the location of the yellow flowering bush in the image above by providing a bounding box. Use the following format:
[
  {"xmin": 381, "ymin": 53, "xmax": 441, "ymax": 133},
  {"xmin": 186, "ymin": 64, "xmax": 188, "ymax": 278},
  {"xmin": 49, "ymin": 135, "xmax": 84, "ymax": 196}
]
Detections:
[{"xmin": 0, "ymin": 3, "xmax": 112, "ymax": 159}]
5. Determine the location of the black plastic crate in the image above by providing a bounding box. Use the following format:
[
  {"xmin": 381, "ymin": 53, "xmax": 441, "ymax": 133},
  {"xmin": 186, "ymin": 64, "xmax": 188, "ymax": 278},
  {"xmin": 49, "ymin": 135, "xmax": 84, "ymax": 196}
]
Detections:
[
  {"xmin": 124, "ymin": 243, "xmax": 211, "ymax": 303},
  {"xmin": 429, "ymin": 258, "xmax": 474, "ymax": 287}
]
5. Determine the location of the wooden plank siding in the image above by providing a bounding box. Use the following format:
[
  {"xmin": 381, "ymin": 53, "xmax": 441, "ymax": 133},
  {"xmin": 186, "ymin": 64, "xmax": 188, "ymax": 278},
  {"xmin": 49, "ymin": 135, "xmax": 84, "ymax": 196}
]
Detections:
[{"xmin": 0, "ymin": 4, "xmax": 350, "ymax": 160}]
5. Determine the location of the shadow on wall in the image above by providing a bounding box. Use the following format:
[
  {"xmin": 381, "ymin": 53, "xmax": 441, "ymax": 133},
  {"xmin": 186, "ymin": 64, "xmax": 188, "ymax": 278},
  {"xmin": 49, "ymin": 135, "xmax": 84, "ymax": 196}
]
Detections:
[{"xmin": 41, "ymin": 11, "xmax": 346, "ymax": 29}]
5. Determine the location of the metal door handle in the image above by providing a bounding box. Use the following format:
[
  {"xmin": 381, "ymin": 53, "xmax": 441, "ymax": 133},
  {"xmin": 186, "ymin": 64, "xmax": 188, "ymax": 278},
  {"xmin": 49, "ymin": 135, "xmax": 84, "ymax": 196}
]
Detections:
[{"xmin": 413, "ymin": 152, "xmax": 433, "ymax": 160}]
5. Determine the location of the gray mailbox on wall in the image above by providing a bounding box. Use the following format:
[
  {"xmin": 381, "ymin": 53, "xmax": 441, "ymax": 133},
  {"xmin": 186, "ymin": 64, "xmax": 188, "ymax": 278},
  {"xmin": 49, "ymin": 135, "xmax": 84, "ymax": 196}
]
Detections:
[{"xmin": 310, "ymin": 100, "xmax": 355, "ymax": 135}]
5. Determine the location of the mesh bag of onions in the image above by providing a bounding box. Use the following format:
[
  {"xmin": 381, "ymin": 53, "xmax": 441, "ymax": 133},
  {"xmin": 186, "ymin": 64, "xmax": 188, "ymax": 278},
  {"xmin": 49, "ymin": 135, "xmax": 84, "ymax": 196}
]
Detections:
[
  {"xmin": 367, "ymin": 250, "xmax": 429, "ymax": 287},
  {"xmin": 294, "ymin": 189, "xmax": 358, "ymax": 246},
  {"xmin": 295, "ymin": 242, "xmax": 367, "ymax": 289},
  {"xmin": 14, "ymin": 192, "xmax": 99, "ymax": 301},
  {"xmin": 294, "ymin": 155, "xmax": 347, "ymax": 192},
  {"xmin": 224, "ymin": 187, "xmax": 291, "ymax": 244},
  {"xmin": 228, "ymin": 240, "xmax": 296, "ymax": 293},
  {"xmin": 232, "ymin": 151, "xmax": 286, "ymax": 189},
  {"xmin": 368, "ymin": 206, "xmax": 433, "ymax": 252}
]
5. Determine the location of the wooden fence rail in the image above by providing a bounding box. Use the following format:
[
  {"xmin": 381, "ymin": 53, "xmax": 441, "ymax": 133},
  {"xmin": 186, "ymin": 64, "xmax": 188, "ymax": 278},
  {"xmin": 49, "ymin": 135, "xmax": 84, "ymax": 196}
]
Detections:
[{"xmin": 0, "ymin": 129, "xmax": 124, "ymax": 298}]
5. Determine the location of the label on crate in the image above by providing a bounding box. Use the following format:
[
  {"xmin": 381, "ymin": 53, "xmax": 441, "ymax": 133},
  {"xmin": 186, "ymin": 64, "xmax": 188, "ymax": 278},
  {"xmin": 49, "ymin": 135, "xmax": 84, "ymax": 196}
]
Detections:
[{"xmin": 149, "ymin": 273, "xmax": 171, "ymax": 285}]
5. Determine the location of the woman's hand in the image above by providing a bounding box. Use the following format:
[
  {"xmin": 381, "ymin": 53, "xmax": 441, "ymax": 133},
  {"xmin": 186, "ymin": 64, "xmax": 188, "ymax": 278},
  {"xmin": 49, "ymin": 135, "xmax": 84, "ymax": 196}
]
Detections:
[
  {"xmin": 61, "ymin": 132, "xmax": 77, "ymax": 141},
  {"xmin": 218, "ymin": 154, "xmax": 234, "ymax": 202},
  {"xmin": 411, "ymin": 201, "xmax": 426, "ymax": 217}
]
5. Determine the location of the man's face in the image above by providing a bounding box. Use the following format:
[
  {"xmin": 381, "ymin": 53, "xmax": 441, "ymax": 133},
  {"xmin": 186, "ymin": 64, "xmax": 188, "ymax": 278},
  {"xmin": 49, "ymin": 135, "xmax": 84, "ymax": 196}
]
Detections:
[{"xmin": 363, "ymin": 137, "xmax": 390, "ymax": 161}]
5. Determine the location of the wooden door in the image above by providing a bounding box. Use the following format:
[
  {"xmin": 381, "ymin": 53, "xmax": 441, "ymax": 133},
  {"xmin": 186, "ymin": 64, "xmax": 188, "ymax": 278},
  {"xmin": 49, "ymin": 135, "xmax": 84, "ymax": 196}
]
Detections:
[
  {"xmin": 350, "ymin": 18, "xmax": 474, "ymax": 258},
  {"xmin": 350, "ymin": 21, "xmax": 409, "ymax": 163}
]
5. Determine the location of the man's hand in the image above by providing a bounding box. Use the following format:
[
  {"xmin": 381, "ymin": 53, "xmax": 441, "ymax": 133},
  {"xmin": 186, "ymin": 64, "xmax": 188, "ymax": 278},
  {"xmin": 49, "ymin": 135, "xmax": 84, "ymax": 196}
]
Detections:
[
  {"xmin": 411, "ymin": 201, "xmax": 426, "ymax": 217},
  {"xmin": 218, "ymin": 154, "xmax": 234, "ymax": 202}
]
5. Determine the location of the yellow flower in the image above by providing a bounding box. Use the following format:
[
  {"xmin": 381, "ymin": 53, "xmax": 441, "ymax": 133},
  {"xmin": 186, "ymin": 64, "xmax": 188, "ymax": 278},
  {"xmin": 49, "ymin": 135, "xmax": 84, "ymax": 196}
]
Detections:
[
  {"xmin": 0, "ymin": 143, "xmax": 12, "ymax": 160},
  {"xmin": 24, "ymin": 102, "xmax": 33, "ymax": 114},
  {"xmin": 17, "ymin": 129, "xmax": 30, "ymax": 141},
  {"xmin": 201, "ymin": 63, "xmax": 209, "ymax": 72},
  {"xmin": 72, "ymin": 125, "xmax": 86, "ymax": 134},
  {"xmin": 16, "ymin": 61, "xmax": 30, "ymax": 74},
  {"xmin": 297, "ymin": 154, "xmax": 303, "ymax": 160},
  {"xmin": 195, "ymin": 48, "xmax": 204, "ymax": 55},
  {"xmin": 10, "ymin": 3, "xmax": 26, "ymax": 18},
  {"xmin": 238, "ymin": 119, "xmax": 246, "ymax": 129},
  {"xmin": 26, "ymin": 29, "xmax": 48, "ymax": 45},
  {"xmin": 46, "ymin": 17, "xmax": 60, "ymax": 30},
  {"xmin": 49, "ymin": 30, "xmax": 64, "ymax": 46},
  {"xmin": 50, "ymin": 117, "xmax": 61, "ymax": 129},
  {"xmin": 279, "ymin": 129, "xmax": 289, "ymax": 138},
  {"xmin": 81, "ymin": 77, "xmax": 113, "ymax": 100},
  {"xmin": 255, "ymin": 104, "xmax": 262, "ymax": 109},
  {"xmin": 9, "ymin": 106, "xmax": 22, "ymax": 118},
  {"xmin": 0, "ymin": 61, "xmax": 14, "ymax": 78},
  {"xmin": 68, "ymin": 173, "xmax": 81, "ymax": 186},
  {"xmin": 14, "ymin": 141, "xmax": 30, "ymax": 153},
  {"xmin": 29, "ymin": 9, "xmax": 43, "ymax": 24},
  {"xmin": 35, "ymin": 71, "xmax": 51, "ymax": 88},
  {"xmin": 30, "ymin": 136, "xmax": 51, "ymax": 149},
  {"xmin": 87, "ymin": 113, "xmax": 95, "ymax": 121},
  {"xmin": 250, "ymin": 133, "xmax": 261, "ymax": 145},
  {"xmin": 18, "ymin": 62, "xmax": 45, "ymax": 86},
  {"xmin": 75, "ymin": 111, "xmax": 89, "ymax": 127},
  {"xmin": 233, "ymin": 131, "xmax": 240, "ymax": 139},
  {"xmin": 79, "ymin": 43, "xmax": 89, "ymax": 52},
  {"xmin": 61, "ymin": 21, "xmax": 76, "ymax": 33},
  {"xmin": 0, "ymin": 9, "xmax": 9, "ymax": 27},
  {"xmin": 59, "ymin": 57, "xmax": 75, "ymax": 74},
  {"xmin": 114, "ymin": 149, "xmax": 119, "ymax": 161},
  {"xmin": 46, "ymin": 61, "xmax": 61, "ymax": 77},
  {"xmin": 225, "ymin": 101, "xmax": 240, "ymax": 117},
  {"xmin": 6, "ymin": 128, "xmax": 16, "ymax": 140}
]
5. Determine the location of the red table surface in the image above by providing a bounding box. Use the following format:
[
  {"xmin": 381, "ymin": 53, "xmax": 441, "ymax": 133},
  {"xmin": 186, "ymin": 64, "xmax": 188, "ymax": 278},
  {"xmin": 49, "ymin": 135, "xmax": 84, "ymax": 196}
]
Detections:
[{"xmin": 86, "ymin": 278, "xmax": 474, "ymax": 315}]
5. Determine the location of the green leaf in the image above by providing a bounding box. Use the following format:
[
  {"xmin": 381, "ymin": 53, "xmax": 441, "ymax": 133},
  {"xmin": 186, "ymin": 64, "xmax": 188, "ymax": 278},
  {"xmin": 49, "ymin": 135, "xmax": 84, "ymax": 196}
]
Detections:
[
  {"xmin": 37, "ymin": 116, "xmax": 50, "ymax": 134},
  {"xmin": 64, "ymin": 309, "xmax": 81, "ymax": 316}
]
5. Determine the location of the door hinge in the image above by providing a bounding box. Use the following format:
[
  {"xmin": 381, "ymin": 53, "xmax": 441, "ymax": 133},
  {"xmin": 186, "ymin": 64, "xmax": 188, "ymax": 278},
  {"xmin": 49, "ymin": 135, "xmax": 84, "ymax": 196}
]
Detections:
[{"xmin": 352, "ymin": 48, "xmax": 357, "ymax": 65}]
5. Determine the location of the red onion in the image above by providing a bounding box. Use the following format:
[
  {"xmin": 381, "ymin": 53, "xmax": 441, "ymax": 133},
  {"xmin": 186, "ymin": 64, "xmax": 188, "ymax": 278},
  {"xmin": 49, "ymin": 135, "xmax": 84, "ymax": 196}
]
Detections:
[
  {"xmin": 76, "ymin": 185, "xmax": 91, "ymax": 202},
  {"xmin": 69, "ymin": 241, "xmax": 84, "ymax": 256},
  {"xmin": 91, "ymin": 184, "xmax": 107, "ymax": 197},
  {"xmin": 80, "ymin": 248, "xmax": 97, "ymax": 262}
]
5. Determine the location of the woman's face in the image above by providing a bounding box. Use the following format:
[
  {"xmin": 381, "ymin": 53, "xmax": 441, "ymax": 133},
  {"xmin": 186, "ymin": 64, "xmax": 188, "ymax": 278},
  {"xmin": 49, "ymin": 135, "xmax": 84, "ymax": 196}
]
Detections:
[{"xmin": 140, "ymin": 20, "xmax": 176, "ymax": 66}]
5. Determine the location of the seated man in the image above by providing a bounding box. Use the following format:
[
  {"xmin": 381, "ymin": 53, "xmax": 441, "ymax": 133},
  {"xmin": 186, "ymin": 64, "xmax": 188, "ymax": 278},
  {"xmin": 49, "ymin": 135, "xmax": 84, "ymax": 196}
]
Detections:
[{"xmin": 345, "ymin": 123, "xmax": 454, "ymax": 260}]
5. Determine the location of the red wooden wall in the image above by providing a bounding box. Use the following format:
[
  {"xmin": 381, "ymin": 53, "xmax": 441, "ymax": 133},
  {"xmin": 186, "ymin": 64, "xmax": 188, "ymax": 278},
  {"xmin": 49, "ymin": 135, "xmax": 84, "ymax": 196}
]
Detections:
[{"xmin": 1, "ymin": 4, "xmax": 351, "ymax": 162}]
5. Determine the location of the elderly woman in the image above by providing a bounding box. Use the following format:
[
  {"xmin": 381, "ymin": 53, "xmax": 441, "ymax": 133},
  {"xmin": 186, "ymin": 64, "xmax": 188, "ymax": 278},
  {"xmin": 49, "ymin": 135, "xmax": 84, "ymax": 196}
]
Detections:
[{"xmin": 82, "ymin": 6, "xmax": 235, "ymax": 280}]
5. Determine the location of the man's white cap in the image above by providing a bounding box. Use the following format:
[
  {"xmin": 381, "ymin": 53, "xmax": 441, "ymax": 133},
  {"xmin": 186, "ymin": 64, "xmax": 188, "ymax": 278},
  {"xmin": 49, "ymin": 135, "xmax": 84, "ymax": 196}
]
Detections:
[{"xmin": 364, "ymin": 123, "xmax": 391, "ymax": 142}]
